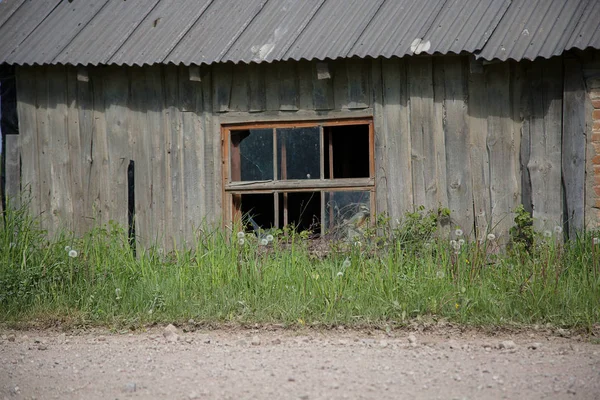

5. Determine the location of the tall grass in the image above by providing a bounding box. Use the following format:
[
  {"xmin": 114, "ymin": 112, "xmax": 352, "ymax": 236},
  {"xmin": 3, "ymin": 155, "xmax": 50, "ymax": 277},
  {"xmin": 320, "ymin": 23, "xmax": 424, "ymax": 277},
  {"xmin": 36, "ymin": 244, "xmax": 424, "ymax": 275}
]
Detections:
[{"xmin": 1, "ymin": 205, "xmax": 599, "ymax": 329}]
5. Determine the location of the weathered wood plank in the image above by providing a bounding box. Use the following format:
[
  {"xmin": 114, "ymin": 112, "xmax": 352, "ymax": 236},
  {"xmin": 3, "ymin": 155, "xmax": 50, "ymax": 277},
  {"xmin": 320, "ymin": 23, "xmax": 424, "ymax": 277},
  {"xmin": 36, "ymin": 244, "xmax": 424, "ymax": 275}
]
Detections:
[
  {"xmin": 16, "ymin": 68, "xmax": 40, "ymax": 215},
  {"xmin": 278, "ymin": 61, "xmax": 299, "ymax": 111},
  {"xmin": 333, "ymin": 59, "xmax": 349, "ymax": 110},
  {"xmin": 203, "ymin": 67, "xmax": 219, "ymax": 224},
  {"xmin": 311, "ymin": 62, "xmax": 334, "ymax": 111},
  {"xmin": 527, "ymin": 58, "xmax": 563, "ymax": 232},
  {"xmin": 164, "ymin": 65, "xmax": 182, "ymax": 246},
  {"xmin": 441, "ymin": 56, "xmax": 473, "ymax": 234},
  {"xmin": 467, "ymin": 59, "xmax": 491, "ymax": 238},
  {"xmin": 46, "ymin": 66, "xmax": 73, "ymax": 233},
  {"xmin": 76, "ymin": 66, "xmax": 96, "ymax": 233},
  {"xmin": 3, "ymin": 134, "xmax": 20, "ymax": 208},
  {"xmin": 212, "ymin": 63, "xmax": 233, "ymax": 113},
  {"xmin": 408, "ymin": 57, "xmax": 446, "ymax": 211},
  {"xmin": 89, "ymin": 67, "xmax": 111, "ymax": 228},
  {"xmin": 229, "ymin": 63, "xmax": 249, "ymax": 112},
  {"xmin": 265, "ymin": 62, "xmax": 279, "ymax": 111},
  {"xmin": 66, "ymin": 67, "xmax": 86, "ymax": 235},
  {"xmin": 248, "ymin": 62, "xmax": 266, "ymax": 112},
  {"xmin": 346, "ymin": 59, "xmax": 370, "ymax": 109},
  {"xmin": 519, "ymin": 63, "xmax": 533, "ymax": 216},
  {"xmin": 485, "ymin": 63, "xmax": 520, "ymax": 238},
  {"xmin": 129, "ymin": 66, "xmax": 153, "ymax": 248},
  {"xmin": 298, "ymin": 61, "xmax": 314, "ymax": 111},
  {"xmin": 562, "ymin": 57, "xmax": 587, "ymax": 238},
  {"xmin": 103, "ymin": 66, "xmax": 130, "ymax": 229},
  {"xmin": 146, "ymin": 66, "xmax": 167, "ymax": 248},
  {"xmin": 381, "ymin": 57, "xmax": 412, "ymax": 221},
  {"xmin": 178, "ymin": 66, "xmax": 196, "ymax": 112},
  {"xmin": 371, "ymin": 58, "xmax": 387, "ymax": 218},
  {"xmin": 35, "ymin": 68, "xmax": 53, "ymax": 231}
]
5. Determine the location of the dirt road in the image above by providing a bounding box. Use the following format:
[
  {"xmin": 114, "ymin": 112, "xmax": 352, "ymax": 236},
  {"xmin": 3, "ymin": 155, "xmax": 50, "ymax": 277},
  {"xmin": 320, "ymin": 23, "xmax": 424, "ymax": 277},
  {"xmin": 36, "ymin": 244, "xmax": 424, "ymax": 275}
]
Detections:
[{"xmin": 1, "ymin": 326, "xmax": 599, "ymax": 399}]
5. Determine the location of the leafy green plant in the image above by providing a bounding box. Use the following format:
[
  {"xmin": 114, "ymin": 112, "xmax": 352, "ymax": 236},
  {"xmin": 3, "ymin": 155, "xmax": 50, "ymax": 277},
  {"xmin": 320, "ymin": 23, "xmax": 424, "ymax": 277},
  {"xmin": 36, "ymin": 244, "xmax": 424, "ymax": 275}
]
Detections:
[{"xmin": 509, "ymin": 204, "xmax": 534, "ymax": 252}]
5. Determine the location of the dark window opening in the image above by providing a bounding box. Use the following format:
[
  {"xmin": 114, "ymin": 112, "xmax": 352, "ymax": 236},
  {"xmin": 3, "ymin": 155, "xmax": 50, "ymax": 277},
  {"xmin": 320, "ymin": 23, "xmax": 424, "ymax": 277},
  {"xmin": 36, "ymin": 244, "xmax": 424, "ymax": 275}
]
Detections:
[{"xmin": 226, "ymin": 119, "xmax": 374, "ymax": 239}]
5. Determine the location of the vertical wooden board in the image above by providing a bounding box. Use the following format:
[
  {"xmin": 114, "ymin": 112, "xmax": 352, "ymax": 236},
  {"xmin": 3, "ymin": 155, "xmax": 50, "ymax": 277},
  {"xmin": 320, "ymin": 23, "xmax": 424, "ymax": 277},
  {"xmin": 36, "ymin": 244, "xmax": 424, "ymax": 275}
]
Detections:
[
  {"xmin": 297, "ymin": 60, "xmax": 314, "ymax": 111},
  {"xmin": 89, "ymin": 67, "xmax": 111, "ymax": 228},
  {"xmin": 518, "ymin": 63, "xmax": 533, "ymax": 216},
  {"xmin": 381, "ymin": 58, "xmax": 413, "ymax": 221},
  {"xmin": 178, "ymin": 66, "xmax": 196, "ymax": 112},
  {"xmin": 46, "ymin": 66, "xmax": 73, "ymax": 233},
  {"xmin": 371, "ymin": 58, "xmax": 387, "ymax": 217},
  {"xmin": 164, "ymin": 65, "xmax": 182, "ymax": 246},
  {"xmin": 15, "ymin": 67, "xmax": 39, "ymax": 216},
  {"xmin": 346, "ymin": 58, "xmax": 370, "ymax": 109},
  {"xmin": 333, "ymin": 59, "xmax": 349, "ymax": 110},
  {"xmin": 311, "ymin": 61, "xmax": 334, "ymax": 111},
  {"xmin": 278, "ymin": 61, "xmax": 299, "ymax": 111},
  {"xmin": 229, "ymin": 63, "xmax": 249, "ymax": 112},
  {"xmin": 511, "ymin": 62, "xmax": 524, "ymax": 219},
  {"xmin": 527, "ymin": 58, "xmax": 563, "ymax": 232},
  {"xmin": 146, "ymin": 66, "xmax": 167, "ymax": 248},
  {"xmin": 248, "ymin": 62, "xmax": 266, "ymax": 112},
  {"xmin": 441, "ymin": 56, "xmax": 473, "ymax": 234},
  {"xmin": 182, "ymin": 66, "xmax": 207, "ymax": 240},
  {"xmin": 408, "ymin": 56, "xmax": 445, "ymax": 211},
  {"xmin": 203, "ymin": 67, "xmax": 218, "ymax": 224},
  {"xmin": 129, "ymin": 67, "xmax": 153, "ymax": 248},
  {"xmin": 562, "ymin": 58, "xmax": 587, "ymax": 237},
  {"xmin": 264, "ymin": 62, "xmax": 279, "ymax": 111},
  {"xmin": 467, "ymin": 61, "xmax": 491, "ymax": 238},
  {"xmin": 66, "ymin": 67, "xmax": 85, "ymax": 236},
  {"xmin": 35, "ymin": 68, "xmax": 53, "ymax": 231},
  {"xmin": 212, "ymin": 63, "xmax": 232, "ymax": 113},
  {"xmin": 485, "ymin": 63, "xmax": 520, "ymax": 237},
  {"xmin": 4, "ymin": 134, "xmax": 20, "ymax": 208},
  {"xmin": 103, "ymin": 66, "xmax": 131, "ymax": 229},
  {"xmin": 432, "ymin": 58, "xmax": 449, "ymax": 213}
]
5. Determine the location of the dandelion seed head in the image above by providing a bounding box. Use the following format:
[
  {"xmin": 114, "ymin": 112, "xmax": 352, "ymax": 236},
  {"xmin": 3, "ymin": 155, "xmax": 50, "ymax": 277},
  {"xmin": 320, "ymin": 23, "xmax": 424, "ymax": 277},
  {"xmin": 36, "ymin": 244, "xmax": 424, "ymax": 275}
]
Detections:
[
  {"xmin": 455, "ymin": 229, "xmax": 463, "ymax": 237},
  {"xmin": 436, "ymin": 270, "xmax": 445, "ymax": 279},
  {"xmin": 65, "ymin": 246, "xmax": 71, "ymax": 252},
  {"xmin": 266, "ymin": 234, "xmax": 274, "ymax": 242},
  {"xmin": 354, "ymin": 241, "xmax": 362, "ymax": 248},
  {"xmin": 458, "ymin": 239, "xmax": 465, "ymax": 246},
  {"xmin": 487, "ymin": 233, "xmax": 496, "ymax": 241},
  {"xmin": 593, "ymin": 237, "xmax": 600, "ymax": 245},
  {"xmin": 260, "ymin": 238, "xmax": 269, "ymax": 246},
  {"xmin": 68, "ymin": 249, "xmax": 78, "ymax": 258},
  {"xmin": 115, "ymin": 288, "xmax": 121, "ymax": 299},
  {"xmin": 342, "ymin": 258, "xmax": 351, "ymax": 268},
  {"xmin": 337, "ymin": 271, "xmax": 344, "ymax": 277},
  {"xmin": 543, "ymin": 230, "xmax": 552, "ymax": 238},
  {"xmin": 554, "ymin": 226, "xmax": 563, "ymax": 234},
  {"xmin": 238, "ymin": 238, "xmax": 245, "ymax": 246},
  {"xmin": 237, "ymin": 231, "xmax": 245, "ymax": 239}
]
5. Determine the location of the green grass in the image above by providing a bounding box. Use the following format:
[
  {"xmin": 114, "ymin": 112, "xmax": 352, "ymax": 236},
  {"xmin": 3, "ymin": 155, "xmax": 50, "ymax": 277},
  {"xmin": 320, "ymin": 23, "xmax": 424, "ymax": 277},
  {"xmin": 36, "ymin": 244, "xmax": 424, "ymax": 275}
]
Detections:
[{"xmin": 1, "ymin": 205, "xmax": 599, "ymax": 330}]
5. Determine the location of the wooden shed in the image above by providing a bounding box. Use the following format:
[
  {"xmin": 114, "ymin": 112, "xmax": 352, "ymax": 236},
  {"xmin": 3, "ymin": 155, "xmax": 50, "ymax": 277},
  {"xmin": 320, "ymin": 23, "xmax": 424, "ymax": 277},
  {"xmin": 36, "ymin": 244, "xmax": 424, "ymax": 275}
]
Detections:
[{"xmin": 1, "ymin": 0, "xmax": 600, "ymax": 248}]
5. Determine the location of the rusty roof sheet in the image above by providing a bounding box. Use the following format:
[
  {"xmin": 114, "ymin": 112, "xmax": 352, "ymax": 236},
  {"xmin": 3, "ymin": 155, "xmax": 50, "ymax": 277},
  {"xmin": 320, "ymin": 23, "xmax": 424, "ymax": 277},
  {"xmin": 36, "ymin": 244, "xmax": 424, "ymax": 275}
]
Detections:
[{"xmin": 0, "ymin": 0, "xmax": 598, "ymax": 66}]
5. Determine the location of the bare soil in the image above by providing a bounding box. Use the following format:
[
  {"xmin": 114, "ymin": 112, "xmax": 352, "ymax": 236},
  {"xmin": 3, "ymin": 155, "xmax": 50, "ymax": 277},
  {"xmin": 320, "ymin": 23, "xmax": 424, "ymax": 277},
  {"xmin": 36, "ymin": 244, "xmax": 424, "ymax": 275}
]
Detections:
[{"xmin": 1, "ymin": 325, "xmax": 599, "ymax": 400}]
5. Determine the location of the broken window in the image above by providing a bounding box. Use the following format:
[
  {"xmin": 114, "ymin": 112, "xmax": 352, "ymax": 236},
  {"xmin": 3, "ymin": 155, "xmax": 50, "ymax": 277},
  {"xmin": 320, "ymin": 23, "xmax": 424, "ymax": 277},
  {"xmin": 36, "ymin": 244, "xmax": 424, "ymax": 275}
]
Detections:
[{"xmin": 224, "ymin": 119, "xmax": 374, "ymax": 239}]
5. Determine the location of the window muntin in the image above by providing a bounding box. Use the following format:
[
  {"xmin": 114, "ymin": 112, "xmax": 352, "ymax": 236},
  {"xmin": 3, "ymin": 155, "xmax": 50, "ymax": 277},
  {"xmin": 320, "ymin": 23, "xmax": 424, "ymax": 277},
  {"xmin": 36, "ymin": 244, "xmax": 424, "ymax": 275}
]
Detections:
[{"xmin": 223, "ymin": 118, "xmax": 374, "ymax": 238}]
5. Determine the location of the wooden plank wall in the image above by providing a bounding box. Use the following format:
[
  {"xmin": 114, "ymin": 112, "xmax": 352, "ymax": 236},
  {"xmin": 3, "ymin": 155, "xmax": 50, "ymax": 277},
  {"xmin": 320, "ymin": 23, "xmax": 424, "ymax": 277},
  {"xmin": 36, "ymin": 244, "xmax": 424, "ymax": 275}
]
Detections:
[{"xmin": 7, "ymin": 55, "xmax": 592, "ymax": 248}]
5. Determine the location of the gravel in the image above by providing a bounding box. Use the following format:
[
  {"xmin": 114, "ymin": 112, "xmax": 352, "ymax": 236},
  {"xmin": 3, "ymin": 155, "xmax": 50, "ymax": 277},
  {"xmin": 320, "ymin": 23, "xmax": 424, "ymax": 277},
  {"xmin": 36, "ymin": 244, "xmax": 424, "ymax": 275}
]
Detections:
[{"xmin": 0, "ymin": 327, "xmax": 599, "ymax": 399}]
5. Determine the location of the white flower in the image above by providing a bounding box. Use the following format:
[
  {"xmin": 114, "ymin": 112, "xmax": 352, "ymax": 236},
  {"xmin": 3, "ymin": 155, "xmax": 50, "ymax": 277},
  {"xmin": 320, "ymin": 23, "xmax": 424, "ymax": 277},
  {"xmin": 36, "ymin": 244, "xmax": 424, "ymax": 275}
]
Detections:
[
  {"xmin": 237, "ymin": 231, "xmax": 245, "ymax": 239},
  {"xmin": 554, "ymin": 226, "xmax": 563, "ymax": 234},
  {"xmin": 458, "ymin": 239, "xmax": 465, "ymax": 247},
  {"xmin": 354, "ymin": 241, "xmax": 362, "ymax": 248},
  {"xmin": 266, "ymin": 234, "xmax": 274, "ymax": 242},
  {"xmin": 487, "ymin": 233, "xmax": 496, "ymax": 241},
  {"xmin": 342, "ymin": 258, "xmax": 351, "ymax": 268},
  {"xmin": 455, "ymin": 229, "xmax": 463, "ymax": 237},
  {"xmin": 337, "ymin": 271, "xmax": 344, "ymax": 277},
  {"xmin": 238, "ymin": 238, "xmax": 245, "ymax": 246},
  {"xmin": 436, "ymin": 270, "xmax": 445, "ymax": 279},
  {"xmin": 593, "ymin": 237, "xmax": 600, "ymax": 245},
  {"xmin": 450, "ymin": 240, "xmax": 460, "ymax": 251},
  {"xmin": 260, "ymin": 238, "xmax": 269, "ymax": 246},
  {"xmin": 68, "ymin": 249, "xmax": 78, "ymax": 258},
  {"xmin": 543, "ymin": 230, "xmax": 552, "ymax": 238},
  {"xmin": 65, "ymin": 245, "xmax": 71, "ymax": 252}
]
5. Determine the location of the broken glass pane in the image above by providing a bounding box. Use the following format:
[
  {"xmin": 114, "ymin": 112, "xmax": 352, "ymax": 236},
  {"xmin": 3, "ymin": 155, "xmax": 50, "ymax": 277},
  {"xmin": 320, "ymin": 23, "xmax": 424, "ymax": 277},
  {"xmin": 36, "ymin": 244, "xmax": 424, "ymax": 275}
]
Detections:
[
  {"xmin": 277, "ymin": 127, "xmax": 320, "ymax": 180},
  {"xmin": 324, "ymin": 191, "xmax": 371, "ymax": 241},
  {"xmin": 231, "ymin": 129, "xmax": 273, "ymax": 182}
]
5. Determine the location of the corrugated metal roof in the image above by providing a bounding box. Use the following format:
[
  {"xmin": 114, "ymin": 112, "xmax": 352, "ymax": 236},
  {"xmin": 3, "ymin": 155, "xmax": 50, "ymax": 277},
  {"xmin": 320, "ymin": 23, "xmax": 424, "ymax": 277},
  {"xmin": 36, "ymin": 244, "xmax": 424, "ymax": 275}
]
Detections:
[
  {"xmin": 0, "ymin": 0, "xmax": 598, "ymax": 66},
  {"xmin": 566, "ymin": 0, "xmax": 600, "ymax": 52},
  {"xmin": 477, "ymin": 0, "xmax": 589, "ymax": 61}
]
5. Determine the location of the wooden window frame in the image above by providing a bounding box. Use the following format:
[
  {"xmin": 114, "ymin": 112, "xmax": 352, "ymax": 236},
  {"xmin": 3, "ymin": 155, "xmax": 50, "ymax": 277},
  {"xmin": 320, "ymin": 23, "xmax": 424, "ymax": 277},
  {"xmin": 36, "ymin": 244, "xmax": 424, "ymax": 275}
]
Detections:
[{"xmin": 222, "ymin": 117, "xmax": 375, "ymax": 235}]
